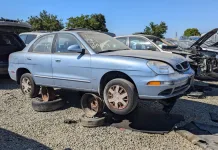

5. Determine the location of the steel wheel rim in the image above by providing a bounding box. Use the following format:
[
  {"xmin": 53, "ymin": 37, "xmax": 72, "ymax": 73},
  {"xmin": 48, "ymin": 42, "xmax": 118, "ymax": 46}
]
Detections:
[
  {"xmin": 107, "ymin": 85, "xmax": 128, "ymax": 110},
  {"xmin": 21, "ymin": 77, "xmax": 32, "ymax": 94}
]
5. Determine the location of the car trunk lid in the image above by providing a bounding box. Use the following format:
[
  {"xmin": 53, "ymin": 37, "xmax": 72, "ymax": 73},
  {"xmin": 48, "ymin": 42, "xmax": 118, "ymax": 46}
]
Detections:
[
  {"xmin": 0, "ymin": 18, "xmax": 31, "ymax": 32},
  {"xmin": 0, "ymin": 18, "xmax": 31, "ymax": 64}
]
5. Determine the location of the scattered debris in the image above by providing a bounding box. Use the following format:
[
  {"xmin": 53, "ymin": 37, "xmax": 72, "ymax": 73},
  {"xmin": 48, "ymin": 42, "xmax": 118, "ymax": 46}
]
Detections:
[
  {"xmin": 80, "ymin": 114, "xmax": 105, "ymax": 127},
  {"xmin": 187, "ymin": 91, "xmax": 206, "ymax": 99},
  {"xmin": 210, "ymin": 112, "xmax": 218, "ymax": 123},
  {"xmin": 176, "ymin": 122, "xmax": 218, "ymax": 150},
  {"xmin": 64, "ymin": 119, "xmax": 78, "ymax": 124}
]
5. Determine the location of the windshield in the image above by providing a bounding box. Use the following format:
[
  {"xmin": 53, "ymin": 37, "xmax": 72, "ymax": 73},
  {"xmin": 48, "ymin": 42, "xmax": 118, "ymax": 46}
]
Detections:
[
  {"xmin": 79, "ymin": 32, "xmax": 129, "ymax": 53},
  {"xmin": 189, "ymin": 36, "xmax": 200, "ymax": 41}
]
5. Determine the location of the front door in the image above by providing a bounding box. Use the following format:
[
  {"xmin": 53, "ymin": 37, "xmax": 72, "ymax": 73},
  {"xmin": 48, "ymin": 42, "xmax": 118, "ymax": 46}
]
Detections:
[
  {"xmin": 52, "ymin": 33, "xmax": 92, "ymax": 91},
  {"xmin": 25, "ymin": 34, "xmax": 55, "ymax": 86}
]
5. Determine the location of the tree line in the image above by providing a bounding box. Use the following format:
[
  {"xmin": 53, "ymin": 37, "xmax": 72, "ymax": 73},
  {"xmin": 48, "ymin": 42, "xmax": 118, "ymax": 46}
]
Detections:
[{"xmin": 20, "ymin": 10, "xmax": 201, "ymax": 38}]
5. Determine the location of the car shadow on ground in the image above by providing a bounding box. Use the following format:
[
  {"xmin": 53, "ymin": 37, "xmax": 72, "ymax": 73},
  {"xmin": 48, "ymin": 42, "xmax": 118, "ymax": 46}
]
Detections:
[
  {"xmin": 0, "ymin": 128, "xmax": 51, "ymax": 150},
  {"xmin": 54, "ymin": 88, "xmax": 218, "ymax": 135},
  {"xmin": 0, "ymin": 75, "xmax": 18, "ymax": 90}
]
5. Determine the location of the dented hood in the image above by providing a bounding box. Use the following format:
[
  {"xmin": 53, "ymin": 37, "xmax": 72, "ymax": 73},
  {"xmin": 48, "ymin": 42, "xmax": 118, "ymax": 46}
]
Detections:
[{"xmin": 99, "ymin": 50, "xmax": 186, "ymax": 68}]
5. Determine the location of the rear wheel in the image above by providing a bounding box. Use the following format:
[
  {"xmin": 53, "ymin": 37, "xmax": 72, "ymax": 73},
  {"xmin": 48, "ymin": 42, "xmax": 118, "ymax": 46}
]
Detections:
[
  {"xmin": 20, "ymin": 73, "xmax": 40, "ymax": 98},
  {"xmin": 103, "ymin": 78, "xmax": 138, "ymax": 115}
]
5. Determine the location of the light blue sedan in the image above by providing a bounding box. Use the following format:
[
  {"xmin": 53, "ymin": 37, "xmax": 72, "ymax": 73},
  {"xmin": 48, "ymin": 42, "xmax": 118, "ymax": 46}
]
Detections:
[{"xmin": 8, "ymin": 29, "xmax": 194, "ymax": 115}]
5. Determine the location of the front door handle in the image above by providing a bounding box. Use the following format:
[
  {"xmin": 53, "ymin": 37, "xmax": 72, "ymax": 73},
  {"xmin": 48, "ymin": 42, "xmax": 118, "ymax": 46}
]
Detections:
[
  {"xmin": 27, "ymin": 57, "xmax": 31, "ymax": 60},
  {"xmin": 55, "ymin": 59, "xmax": 61, "ymax": 62}
]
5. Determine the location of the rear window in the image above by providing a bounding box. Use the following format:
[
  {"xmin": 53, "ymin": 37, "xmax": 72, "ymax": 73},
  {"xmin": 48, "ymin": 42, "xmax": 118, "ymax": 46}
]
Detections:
[
  {"xmin": 19, "ymin": 34, "xmax": 27, "ymax": 43},
  {"xmin": 26, "ymin": 34, "xmax": 37, "ymax": 44}
]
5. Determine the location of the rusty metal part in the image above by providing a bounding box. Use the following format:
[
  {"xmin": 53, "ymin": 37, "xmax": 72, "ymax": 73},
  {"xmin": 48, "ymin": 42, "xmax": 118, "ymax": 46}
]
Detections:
[
  {"xmin": 41, "ymin": 87, "xmax": 56, "ymax": 102},
  {"xmin": 107, "ymin": 85, "xmax": 128, "ymax": 110},
  {"xmin": 81, "ymin": 93, "xmax": 104, "ymax": 118}
]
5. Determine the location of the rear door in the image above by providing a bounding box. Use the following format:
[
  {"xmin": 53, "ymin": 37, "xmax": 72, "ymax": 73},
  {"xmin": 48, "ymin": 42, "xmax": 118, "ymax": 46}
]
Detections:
[
  {"xmin": 52, "ymin": 33, "xmax": 92, "ymax": 90},
  {"xmin": 25, "ymin": 34, "xmax": 55, "ymax": 86}
]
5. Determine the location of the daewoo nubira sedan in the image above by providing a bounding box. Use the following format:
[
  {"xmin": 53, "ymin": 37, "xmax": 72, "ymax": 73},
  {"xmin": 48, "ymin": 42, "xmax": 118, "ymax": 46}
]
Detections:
[{"xmin": 8, "ymin": 29, "xmax": 194, "ymax": 115}]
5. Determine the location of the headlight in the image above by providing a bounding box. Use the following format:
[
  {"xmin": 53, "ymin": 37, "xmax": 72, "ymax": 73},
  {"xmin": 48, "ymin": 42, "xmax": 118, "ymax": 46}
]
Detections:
[{"xmin": 147, "ymin": 61, "xmax": 174, "ymax": 74}]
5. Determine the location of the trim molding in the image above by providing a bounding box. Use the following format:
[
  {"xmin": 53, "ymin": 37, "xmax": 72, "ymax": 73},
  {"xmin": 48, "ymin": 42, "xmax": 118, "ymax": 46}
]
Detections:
[{"xmin": 34, "ymin": 75, "xmax": 90, "ymax": 83}]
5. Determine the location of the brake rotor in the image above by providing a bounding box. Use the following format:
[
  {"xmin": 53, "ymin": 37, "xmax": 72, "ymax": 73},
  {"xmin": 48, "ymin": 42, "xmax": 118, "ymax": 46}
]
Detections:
[
  {"xmin": 41, "ymin": 87, "xmax": 56, "ymax": 102},
  {"xmin": 81, "ymin": 93, "xmax": 104, "ymax": 118}
]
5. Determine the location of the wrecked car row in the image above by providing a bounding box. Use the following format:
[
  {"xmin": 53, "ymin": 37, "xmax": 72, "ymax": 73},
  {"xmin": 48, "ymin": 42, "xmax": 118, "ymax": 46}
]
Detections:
[{"xmin": 117, "ymin": 29, "xmax": 218, "ymax": 81}]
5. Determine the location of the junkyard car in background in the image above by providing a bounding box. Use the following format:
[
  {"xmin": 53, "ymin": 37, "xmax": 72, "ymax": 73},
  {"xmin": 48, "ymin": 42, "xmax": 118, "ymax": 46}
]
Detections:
[
  {"xmin": 115, "ymin": 35, "xmax": 167, "ymax": 52},
  {"xmin": 9, "ymin": 29, "xmax": 194, "ymax": 115},
  {"xmin": 122, "ymin": 29, "xmax": 218, "ymax": 81},
  {"xmin": 0, "ymin": 18, "xmax": 31, "ymax": 75},
  {"xmin": 19, "ymin": 31, "xmax": 47, "ymax": 46},
  {"xmin": 132, "ymin": 33, "xmax": 178, "ymax": 50}
]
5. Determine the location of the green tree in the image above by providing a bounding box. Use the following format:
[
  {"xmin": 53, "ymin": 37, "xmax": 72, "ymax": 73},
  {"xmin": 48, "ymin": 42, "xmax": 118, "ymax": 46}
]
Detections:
[
  {"xmin": 27, "ymin": 10, "xmax": 64, "ymax": 31},
  {"xmin": 184, "ymin": 28, "xmax": 201, "ymax": 37},
  {"xmin": 143, "ymin": 22, "xmax": 168, "ymax": 38},
  {"xmin": 66, "ymin": 14, "xmax": 108, "ymax": 32}
]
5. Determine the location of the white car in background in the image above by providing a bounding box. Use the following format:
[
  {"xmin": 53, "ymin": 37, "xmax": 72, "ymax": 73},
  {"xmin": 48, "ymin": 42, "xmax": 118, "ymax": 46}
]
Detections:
[{"xmin": 19, "ymin": 32, "xmax": 48, "ymax": 46}]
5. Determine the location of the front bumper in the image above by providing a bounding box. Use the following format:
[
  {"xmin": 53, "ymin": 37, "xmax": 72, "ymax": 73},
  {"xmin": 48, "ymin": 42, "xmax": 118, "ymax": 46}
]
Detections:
[{"xmin": 133, "ymin": 68, "xmax": 195, "ymax": 100}]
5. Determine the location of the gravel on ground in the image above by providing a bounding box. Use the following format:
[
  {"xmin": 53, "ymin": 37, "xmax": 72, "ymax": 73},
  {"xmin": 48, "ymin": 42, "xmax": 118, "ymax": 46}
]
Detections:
[{"xmin": 1, "ymin": 78, "xmax": 216, "ymax": 149}]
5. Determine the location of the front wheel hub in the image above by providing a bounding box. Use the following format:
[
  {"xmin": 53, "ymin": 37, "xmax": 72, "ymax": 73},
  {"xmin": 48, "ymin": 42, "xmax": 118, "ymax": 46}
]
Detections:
[{"xmin": 107, "ymin": 85, "xmax": 128, "ymax": 110}]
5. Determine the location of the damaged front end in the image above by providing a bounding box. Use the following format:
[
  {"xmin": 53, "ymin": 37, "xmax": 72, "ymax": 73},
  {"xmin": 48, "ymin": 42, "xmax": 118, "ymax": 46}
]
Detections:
[
  {"xmin": 188, "ymin": 51, "xmax": 218, "ymax": 80},
  {"xmin": 174, "ymin": 28, "xmax": 218, "ymax": 81}
]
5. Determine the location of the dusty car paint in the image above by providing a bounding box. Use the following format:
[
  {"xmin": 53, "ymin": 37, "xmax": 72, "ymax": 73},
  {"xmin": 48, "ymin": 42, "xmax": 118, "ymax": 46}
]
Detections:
[{"xmin": 9, "ymin": 31, "xmax": 194, "ymax": 101}]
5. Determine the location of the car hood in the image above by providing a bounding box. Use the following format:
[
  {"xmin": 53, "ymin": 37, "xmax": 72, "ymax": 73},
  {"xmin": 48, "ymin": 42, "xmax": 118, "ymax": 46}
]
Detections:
[
  {"xmin": 0, "ymin": 18, "xmax": 31, "ymax": 32},
  {"xmin": 99, "ymin": 50, "xmax": 187, "ymax": 68},
  {"xmin": 190, "ymin": 28, "xmax": 218, "ymax": 48}
]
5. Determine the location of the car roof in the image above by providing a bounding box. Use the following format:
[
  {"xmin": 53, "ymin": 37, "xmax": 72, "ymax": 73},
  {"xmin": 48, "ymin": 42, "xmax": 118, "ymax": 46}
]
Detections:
[{"xmin": 19, "ymin": 32, "xmax": 49, "ymax": 36}]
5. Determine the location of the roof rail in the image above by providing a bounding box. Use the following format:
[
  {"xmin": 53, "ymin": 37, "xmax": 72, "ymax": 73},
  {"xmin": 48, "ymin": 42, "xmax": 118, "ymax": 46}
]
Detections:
[
  {"xmin": 31, "ymin": 30, "xmax": 51, "ymax": 33},
  {"xmin": 0, "ymin": 18, "xmax": 19, "ymax": 23},
  {"xmin": 60, "ymin": 27, "xmax": 92, "ymax": 31}
]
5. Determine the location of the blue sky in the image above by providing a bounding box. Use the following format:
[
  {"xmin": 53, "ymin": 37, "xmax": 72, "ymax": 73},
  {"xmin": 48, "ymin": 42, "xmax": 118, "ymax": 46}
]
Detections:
[{"xmin": 1, "ymin": 0, "xmax": 218, "ymax": 38}]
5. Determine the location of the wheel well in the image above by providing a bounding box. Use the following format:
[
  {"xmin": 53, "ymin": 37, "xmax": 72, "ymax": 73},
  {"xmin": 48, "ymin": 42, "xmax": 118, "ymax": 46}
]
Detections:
[
  {"xmin": 16, "ymin": 68, "xmax": 31, "ymax": 84},
  {"xmin": 99, "ymin": 71, "xmax": 137, "ymax": 96}
]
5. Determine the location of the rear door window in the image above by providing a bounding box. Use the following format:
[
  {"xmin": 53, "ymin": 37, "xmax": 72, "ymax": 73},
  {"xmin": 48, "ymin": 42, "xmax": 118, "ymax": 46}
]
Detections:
[
  {"xmin": 116, "ymin": 37, "xmax": 127, "ymax": 45},
  {"xmin": 26, "ymin": 34, "xmax": 37, "ymax": 44},
  {"xmin": 31, "ymin": 34, "xmax": 55, "ymax": 53},
  {"xmin": 129, "ymin": 37, "xmax": 158, "ymax": 51}
]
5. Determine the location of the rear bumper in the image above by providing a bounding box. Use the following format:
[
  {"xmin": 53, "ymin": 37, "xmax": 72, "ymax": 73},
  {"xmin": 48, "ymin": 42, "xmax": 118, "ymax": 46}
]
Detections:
[
  {"xmin": 132, "ymin": 68, "xmax": 195, "ymax": 100},
  {"xmin": 0, "ymin": 63, "xmax": 8, "ymax": 74}
]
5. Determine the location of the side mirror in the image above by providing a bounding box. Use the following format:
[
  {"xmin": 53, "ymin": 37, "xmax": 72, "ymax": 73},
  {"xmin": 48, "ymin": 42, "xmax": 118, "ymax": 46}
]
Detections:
[{"xmin": 67, "ymin": 44, "xmax": 83, "ymax": 53}]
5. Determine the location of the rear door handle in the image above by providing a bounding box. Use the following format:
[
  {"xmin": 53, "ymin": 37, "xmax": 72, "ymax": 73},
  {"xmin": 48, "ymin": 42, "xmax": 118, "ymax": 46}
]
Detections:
[
  {"xmin": 55, "ymin": 59, "xmax": 61, "ymax": 62},
  {"xmin": 27, "ymin": 57, "xmax": 31, "ymax": 60}
]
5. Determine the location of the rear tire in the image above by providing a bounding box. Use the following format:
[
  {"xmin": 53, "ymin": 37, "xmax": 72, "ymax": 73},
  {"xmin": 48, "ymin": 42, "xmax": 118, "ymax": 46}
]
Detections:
[
  {"xmin": 20, "ymin": 73, "xmax": 40, "ymax": 98},
  {"xmin": 32, "ymin": 97, "xmax": 65, "ymax": 112},
  {"xmin": 80, "ymin": 114, "xmax": 105, "ymax": 127},
  {"xmin": 103, "ymin": 78, "xmax": 138, "ymax": 115}
]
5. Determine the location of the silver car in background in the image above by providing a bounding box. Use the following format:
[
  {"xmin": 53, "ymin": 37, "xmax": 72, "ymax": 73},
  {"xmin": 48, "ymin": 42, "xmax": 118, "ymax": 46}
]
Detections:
[{"xmin": 9, "ymin": 30, "xmax": 194, "ymax": 115}]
